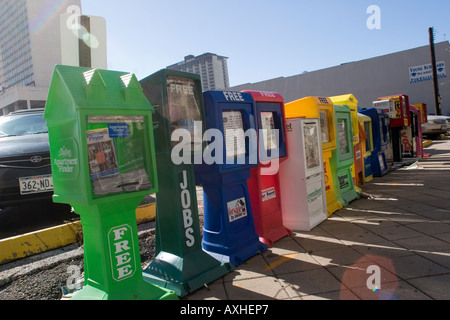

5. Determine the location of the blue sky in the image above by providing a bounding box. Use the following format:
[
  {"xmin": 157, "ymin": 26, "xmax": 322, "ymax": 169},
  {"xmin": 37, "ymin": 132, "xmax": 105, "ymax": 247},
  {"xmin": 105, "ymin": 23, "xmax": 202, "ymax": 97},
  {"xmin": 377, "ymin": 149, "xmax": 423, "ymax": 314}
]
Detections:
[{"xmin": 80, "ymin": 0, "xmax": 450, "ymax": 87}]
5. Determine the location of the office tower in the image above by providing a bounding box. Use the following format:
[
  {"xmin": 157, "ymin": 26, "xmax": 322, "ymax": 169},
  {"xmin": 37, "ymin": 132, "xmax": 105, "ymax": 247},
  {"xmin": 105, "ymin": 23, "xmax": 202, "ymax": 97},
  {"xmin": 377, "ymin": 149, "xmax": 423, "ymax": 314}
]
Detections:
[
  {"xmin": 167, "ymin": 53, "xmax": 230, "ymax": 91},
  {"xmin": 0, "ymin": 0, "xmax": 106, "ymax": 115}
]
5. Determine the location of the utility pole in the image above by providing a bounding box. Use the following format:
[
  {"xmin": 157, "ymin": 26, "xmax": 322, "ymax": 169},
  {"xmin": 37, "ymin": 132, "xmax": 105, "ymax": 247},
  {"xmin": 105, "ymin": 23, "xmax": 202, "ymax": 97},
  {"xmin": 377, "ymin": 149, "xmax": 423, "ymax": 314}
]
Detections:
[{"xmin": 429, "ymin": 27, "xmax": 441, "ymax": 115}]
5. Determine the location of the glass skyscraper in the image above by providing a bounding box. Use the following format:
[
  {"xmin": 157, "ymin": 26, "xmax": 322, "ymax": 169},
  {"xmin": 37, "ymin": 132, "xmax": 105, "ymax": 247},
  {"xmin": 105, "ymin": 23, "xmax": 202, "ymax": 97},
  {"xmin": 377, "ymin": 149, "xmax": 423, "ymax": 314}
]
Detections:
[
  {"xmin": 0, "ymin": 0, "xmax": 34, "ymax": 90},
  {"xmin": 0, "ymin": 0, "xmax": 83, "ymax": 114}
]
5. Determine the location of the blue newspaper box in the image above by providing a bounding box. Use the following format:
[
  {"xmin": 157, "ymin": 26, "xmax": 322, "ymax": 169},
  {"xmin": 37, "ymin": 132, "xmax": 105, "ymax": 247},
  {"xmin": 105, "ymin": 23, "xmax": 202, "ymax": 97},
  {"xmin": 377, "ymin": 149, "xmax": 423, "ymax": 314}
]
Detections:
[
  {"xmin": 360, "ymin": 108, "xmax": 389, "ymax": 177},
  {"xmin": 194, "ymin": 90, "xmax": 267, "ymax": 266}
]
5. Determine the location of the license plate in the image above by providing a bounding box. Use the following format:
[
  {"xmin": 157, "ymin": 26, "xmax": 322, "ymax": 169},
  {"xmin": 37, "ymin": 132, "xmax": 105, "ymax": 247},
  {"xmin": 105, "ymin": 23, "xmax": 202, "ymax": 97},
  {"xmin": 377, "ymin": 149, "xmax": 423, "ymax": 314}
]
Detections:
[{"xmin": 19, "ymin": 175, "xmax": 53, "ymax": 195}]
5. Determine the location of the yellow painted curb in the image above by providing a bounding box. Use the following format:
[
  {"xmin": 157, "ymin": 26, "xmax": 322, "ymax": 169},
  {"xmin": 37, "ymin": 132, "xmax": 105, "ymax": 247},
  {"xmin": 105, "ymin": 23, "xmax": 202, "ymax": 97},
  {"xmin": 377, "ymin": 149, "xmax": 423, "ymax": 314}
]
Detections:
[
  {"xmin": 0, "ymin": 203, "xmax": 156, "ymax": 265},
  {"xmin": 135, "ymin": 202, "xmax": 156, "ymax": 222},
  {"xmin": 0, "ymin": 221, "xmax": 82, "ymax": 265},
  {"xmin": 423, "ymin": 140, "xmax": 433, "ymax": 148}
]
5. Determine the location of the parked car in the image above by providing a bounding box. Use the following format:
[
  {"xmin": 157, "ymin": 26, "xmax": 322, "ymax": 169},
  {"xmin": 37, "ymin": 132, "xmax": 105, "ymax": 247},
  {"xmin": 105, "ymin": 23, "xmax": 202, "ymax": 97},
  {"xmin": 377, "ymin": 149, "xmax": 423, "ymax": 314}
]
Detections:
[
  {"xmin": 0, "ymin": 109, "xmax": 53, "ymax": 208},
  {"xmin": 440, "ymin": 115, "xmax": 450, "ymax": 131},
  {"xmin": 421, "ymin": 115, "xmax": 448, "ymax": 139}
]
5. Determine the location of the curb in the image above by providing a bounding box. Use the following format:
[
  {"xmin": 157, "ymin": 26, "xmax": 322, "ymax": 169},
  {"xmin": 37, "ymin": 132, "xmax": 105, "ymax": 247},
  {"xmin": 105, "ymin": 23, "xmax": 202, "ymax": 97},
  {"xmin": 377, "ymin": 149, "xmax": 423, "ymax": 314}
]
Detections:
[
  {"xmin": 135, "ymin": 202, "xmax": 156, "ymax": 222},
  {"xmin": 0, "ymin": 203, "xmax": 156, "ymax": 265},
  {"xmin": 423, "ymin": 140, "xmax": 433, "ymax": 148}
]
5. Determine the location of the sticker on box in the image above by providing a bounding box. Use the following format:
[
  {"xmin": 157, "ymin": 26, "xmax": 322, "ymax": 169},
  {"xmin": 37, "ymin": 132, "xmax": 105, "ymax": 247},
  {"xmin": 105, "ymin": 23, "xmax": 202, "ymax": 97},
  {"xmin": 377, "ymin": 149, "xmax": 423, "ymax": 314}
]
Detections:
[
  {"xmin": 261, "ymin": 187, "xmax": 276, "ymax": 202},
  {"xmin": 227, "ymin": 197, "xmax": 247, "ymax": 222}
]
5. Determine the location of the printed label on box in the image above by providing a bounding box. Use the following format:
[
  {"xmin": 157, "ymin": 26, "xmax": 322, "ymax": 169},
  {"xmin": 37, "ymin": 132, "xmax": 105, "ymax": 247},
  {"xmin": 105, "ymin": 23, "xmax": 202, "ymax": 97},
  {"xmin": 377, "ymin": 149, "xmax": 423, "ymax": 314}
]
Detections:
[
  {"xmin": 227, "ymin": 197, "xmax": 247, "ymax": 222},
  {"xmin": 261, "ymin": 187, "xmax": 276, "ymax": 202},
  {"xmin": 108, "ymin": 123, "xmax": 130, "ymax": 138}
]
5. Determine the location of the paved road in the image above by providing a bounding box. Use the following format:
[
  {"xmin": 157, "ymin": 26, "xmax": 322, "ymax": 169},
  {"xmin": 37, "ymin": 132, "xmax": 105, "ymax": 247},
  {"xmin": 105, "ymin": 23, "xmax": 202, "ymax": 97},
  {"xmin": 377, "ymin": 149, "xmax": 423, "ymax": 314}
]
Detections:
[{"xmin": 0, "ymin": 199, "xmax": 78, "ymax": 240}]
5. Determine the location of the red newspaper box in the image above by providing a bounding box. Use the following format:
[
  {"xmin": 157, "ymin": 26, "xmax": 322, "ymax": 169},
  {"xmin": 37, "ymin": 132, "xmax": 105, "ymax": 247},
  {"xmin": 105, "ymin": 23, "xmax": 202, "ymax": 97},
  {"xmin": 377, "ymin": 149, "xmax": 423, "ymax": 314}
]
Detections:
[{"xmin": 243, "ymin": 90, "xmax": 292, "ymax": 246}]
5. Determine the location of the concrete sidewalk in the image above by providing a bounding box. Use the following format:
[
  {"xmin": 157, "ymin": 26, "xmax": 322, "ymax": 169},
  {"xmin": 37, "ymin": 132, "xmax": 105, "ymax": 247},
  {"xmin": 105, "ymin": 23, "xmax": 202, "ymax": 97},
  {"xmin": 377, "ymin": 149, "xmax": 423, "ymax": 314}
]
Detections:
[{"xmin": 185, "ymin": 137, "xmax": 450, "ymax": 300}]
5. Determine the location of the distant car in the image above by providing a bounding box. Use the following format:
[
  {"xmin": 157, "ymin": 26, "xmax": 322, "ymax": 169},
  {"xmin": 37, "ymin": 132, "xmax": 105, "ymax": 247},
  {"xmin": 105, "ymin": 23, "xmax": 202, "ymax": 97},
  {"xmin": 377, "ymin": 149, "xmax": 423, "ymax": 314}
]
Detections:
[
  {"xmin": 0, "ymin": 109, "xmax": 53, "ymax": 208},
  {"xmin": 421, "ymin": 115, "xmax": 448, "ymax": 139},
  {"xmin": 439, "ymin": 115, "xmax": 450, "ymax": 130}
]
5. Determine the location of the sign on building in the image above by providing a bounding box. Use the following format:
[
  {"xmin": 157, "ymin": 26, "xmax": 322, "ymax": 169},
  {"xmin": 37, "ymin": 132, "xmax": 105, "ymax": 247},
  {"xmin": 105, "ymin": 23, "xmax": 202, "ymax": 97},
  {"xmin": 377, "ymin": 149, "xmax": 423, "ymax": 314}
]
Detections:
[{"xmin": 409, "ymin": 61, "xmax": 446, "ymax": 84}]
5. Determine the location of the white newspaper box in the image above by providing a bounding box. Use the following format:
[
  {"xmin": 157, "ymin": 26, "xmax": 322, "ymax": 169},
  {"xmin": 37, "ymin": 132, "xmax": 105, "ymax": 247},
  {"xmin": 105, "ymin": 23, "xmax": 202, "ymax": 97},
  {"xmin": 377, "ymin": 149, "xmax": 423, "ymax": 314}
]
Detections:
[{"xmin": 279, "ymin": 118, "xmax": 327, "ymax": 231}]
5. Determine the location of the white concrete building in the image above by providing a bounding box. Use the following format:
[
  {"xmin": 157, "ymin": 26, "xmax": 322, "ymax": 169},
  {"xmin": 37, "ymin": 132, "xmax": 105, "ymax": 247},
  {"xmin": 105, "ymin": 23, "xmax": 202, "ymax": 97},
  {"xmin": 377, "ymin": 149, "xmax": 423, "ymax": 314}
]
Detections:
[
  {"xmin": 0, "ymin": 0, "xmax": 107, "ymax": 115},
  {"xmin": 231, "ymin": 41, "xmax": 450, "ymax": 116}
]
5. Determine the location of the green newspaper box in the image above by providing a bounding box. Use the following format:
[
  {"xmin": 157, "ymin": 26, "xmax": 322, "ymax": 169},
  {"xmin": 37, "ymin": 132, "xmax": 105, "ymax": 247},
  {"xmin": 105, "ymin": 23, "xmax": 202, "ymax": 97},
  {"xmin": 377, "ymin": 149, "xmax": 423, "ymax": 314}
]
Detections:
[
  {"xmin": 332, "ymin": 104, "xmax": 359, "ymax": 206},
  {"xmin": 44, "ymin": 65, "xmax": 177, "ymax": 300},
  {"xmin": 139, "ymin": 69, "xmax": 234, "ymax": 297}
]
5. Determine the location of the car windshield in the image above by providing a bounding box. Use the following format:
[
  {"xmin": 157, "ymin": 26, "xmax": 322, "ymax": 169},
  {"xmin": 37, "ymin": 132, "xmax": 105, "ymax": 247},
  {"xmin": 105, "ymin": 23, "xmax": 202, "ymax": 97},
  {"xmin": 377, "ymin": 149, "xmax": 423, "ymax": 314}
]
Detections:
[{"xmin": 0, "ymin": 113, "xmax": 48, "ymax": 137}]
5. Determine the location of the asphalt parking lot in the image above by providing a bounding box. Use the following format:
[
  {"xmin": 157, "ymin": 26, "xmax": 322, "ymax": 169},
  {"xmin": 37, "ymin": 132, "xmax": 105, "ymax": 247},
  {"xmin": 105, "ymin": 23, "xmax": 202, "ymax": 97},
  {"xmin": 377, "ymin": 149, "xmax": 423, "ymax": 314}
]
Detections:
[{"xmin": 0, "ymin": 200, "xmax": 77, "ymax": 240}]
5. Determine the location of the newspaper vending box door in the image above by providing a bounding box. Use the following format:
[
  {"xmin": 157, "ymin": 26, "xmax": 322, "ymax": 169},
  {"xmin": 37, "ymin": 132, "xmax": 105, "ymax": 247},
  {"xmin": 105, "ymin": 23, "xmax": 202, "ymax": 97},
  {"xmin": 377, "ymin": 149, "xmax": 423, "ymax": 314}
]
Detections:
[
  {"xmin": 408, "ymin": 106, "xmax": 424, "ymax": 159},
  {"xmin": 360, "ymin": 108, "xmax": 389, "ymax": 177},
  {"xmin": 354, "ymin": 121, "xmax": 367, "ymax": 188},
  {"xmin": 358, "ymin": 112, "xmax": 374, "ymax": 183},
  {"xmin": 378, "ymin": 95, "xmax": 411, "ymax": 162},
  {"xmin": 373, "ymin": 99, "xmax": 394, "ymax": 166},
  {"xmin": 279, "ymin": 118, "xmax": 327, "ymax": 231},
  {"xmin": 333, "ymin": 105, "xmax": 359, "ymax": 205},
  {"xmin": 412, "ymin": 103, "xmax": 428, "ymax": 126}
]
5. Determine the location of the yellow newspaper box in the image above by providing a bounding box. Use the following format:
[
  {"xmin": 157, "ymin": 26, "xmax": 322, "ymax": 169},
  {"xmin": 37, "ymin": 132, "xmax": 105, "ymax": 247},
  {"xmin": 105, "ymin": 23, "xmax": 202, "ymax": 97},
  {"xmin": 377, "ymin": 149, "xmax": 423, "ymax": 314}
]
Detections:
[{"xmin": 285, "ymin": 97, "xmax": 342, "ymax": 216}]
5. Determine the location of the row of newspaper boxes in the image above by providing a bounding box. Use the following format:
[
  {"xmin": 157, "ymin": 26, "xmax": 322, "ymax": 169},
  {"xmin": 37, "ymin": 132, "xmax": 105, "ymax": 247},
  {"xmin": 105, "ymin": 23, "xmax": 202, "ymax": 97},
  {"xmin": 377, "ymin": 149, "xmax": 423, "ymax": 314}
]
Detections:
[{"xmin": 44, "ymin": 66, "xmax": 427, "ymax": 299}]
